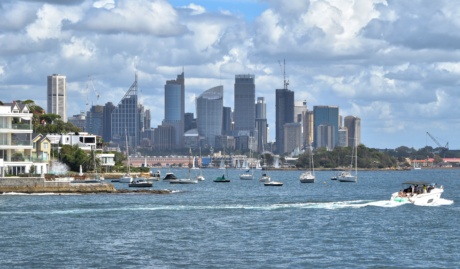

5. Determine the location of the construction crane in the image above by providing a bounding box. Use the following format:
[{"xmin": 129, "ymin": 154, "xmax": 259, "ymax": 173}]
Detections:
[
  {"xmin": 426, "ymin": 132, "xmax": 449, "ymax": 156},
  {"xmin": 88, "ymin": 75, "xmax": 100, "ymax": 105},
  {"xmin": 278, "ymin": 59, "xmax": 289, "ymax": 90}
]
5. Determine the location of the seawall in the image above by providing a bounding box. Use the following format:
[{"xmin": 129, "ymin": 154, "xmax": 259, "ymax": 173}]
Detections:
[{"xmin": 0, "ymin": 177, "xmax": 116, "ymax": 194}]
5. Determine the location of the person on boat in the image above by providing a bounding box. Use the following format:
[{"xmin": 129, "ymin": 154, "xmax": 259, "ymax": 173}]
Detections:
[{"xmin": 221, "ymin": 174, "xmax": 225, "ymax": 179}]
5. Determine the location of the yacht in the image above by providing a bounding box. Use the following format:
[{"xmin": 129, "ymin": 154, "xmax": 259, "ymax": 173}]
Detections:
[{"xmin": 391, "ymin": 181, "xmax": 444, "ymax": 205}]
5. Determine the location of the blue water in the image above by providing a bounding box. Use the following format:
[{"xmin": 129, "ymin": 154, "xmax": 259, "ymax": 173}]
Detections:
[{"xmin": 1, "ymin": 169, "xmax": 458, "ymax": 268}]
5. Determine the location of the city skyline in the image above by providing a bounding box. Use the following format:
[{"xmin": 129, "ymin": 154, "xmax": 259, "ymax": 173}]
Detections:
[{"xmin": 1, "ymin": 1, "xmax": 459, "ymax": 149}]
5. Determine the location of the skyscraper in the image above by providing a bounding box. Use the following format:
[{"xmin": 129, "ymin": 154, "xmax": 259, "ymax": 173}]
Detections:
[
  {"xmin": 196, "ymin": 86, "xmax": 223, "ymax": 148},
  {"xmin": 111, "ymin": 74, "xmax": 141, "ymax": 152},
  {"xmin": 86, "ymin": 105, "xmax": 104, "ymax": 137},
  {"xmin": 163, "ymin": 72, "xmax": 185, "ymax": 148},
  {"xmin": 102, "ymin": 102, "xmax": 115, "ymax": 142},
  {"xmin": 313, "ymin": 106, "xmax": 339, "ymax": 149},
  {"xmin": 222, "ymin": 106, "xmax": 232, "ymax": 134},
  {"xmin": 47, "ymin": 74, "xmax": 67, "ymax": 122},
  {"xmin": 275, "ymin": 88, "xmax": 294, "ymax": 154},
  {"xmin": 256, "ymin": 97, "xmax": 268, "ymax": 152},
  {"xmin": 344, "ymin": 116, "xmax": 361, "ymax": 147},
  {"xmin": 233, "ymin": 75, "xmax": 255, "ymax": 132}
]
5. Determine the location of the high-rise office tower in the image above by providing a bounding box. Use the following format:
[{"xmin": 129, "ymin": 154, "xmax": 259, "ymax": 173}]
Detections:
[
  {"xmin": 303, "ymin": 110, "xmax": 314, "ymax": 146},
  {"xmin": 344, "ymin": 116, "xmax": 361, "ymax": 147},
  {"xmin": 47, "ymin": 74, "xmax": 67, "ymax": 122},
  {"xmin": 102, "ymin": 102, "xmax": 115, "ymax": 142},
  {"xmin": 234, "ymin": 75, "xmax": 255, "ymax": 132},
  {"xmin": 196, "ymin": 86, "xmax": 223, "ymax": 148},
  {"xmin": 284, "ymin": 122, "xmax": 302, "ymax": 154},
  {"xmin": 275, "ymin": 88, "xmax": 294, "ymax": 154},
  {"xmin": 313, "ymin": 106, "xmax": 339, "ymax": 149},
  {"xmin": 163, "ymin": 72, "xmax": 185, "ymax": 148},
  {"xmin": 86, "ymin": 105, "xmax": 104, "ymax": 137},
  {"xmin": 256, "ymin": 97, "xmax": 268, "ymax": 152},
  {"xmin": 111, "ymin": 74, "xmax": 141, "ymax": 152},
  {"xmin": 222, "ymin": 106, "xmax": 232, "ymax": 134}
]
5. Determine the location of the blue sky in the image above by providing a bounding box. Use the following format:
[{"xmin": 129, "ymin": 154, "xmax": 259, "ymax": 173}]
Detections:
[{"xmin": 0, "ymin": 0, "xmax": 459, "ymax": 150}]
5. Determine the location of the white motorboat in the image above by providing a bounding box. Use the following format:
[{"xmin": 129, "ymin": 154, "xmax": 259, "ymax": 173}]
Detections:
[
  {"xmin": 391, "ymin": 181, "xmax": 444, "ymax": 205},
  {"xmin": 299, "ymin": 171, "xmax": 315, "ymax": 183},
  {"xmin": 150, "ymin": 170, "xmax": 161, "ymax": 181},
  {"xmin": 129, "ymin": 178, "xmax": 153, "ymax": 187},
  {"xmin": 195, "ymin": 174, "xmax": 205, "ymax": 181}
]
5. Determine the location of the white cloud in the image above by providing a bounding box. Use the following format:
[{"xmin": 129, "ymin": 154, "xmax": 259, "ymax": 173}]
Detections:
[{"xmin": 1, "ymin": 0, "xmax": 460, "ymax": 149}]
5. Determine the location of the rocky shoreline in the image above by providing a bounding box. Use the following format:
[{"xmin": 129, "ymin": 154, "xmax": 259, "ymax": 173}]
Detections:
[{"xmin": 0, "ymin": 177, "xmax": 172, "ymax": 194}]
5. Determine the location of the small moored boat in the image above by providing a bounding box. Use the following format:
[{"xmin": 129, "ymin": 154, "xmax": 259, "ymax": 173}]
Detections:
[{"xmin": 129, "ymin": 178, "xmax": 153, "ymax": 187}]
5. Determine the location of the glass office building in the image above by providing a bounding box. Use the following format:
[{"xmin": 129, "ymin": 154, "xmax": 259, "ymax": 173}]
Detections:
[{"xmin": 196, "ymin": 86, "xmax": 223, "ymax": 148}]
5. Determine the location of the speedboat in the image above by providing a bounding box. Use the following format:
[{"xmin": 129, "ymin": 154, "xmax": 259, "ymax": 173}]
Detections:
[
  {"xmin": 195, "ymin": 174, "xmax": 205, "ymax": 181},
  {"xmin": 299, "ymin": 171, "xmax": 315, "ymax": 183},
  {"xmin": 391, "ymin": 181, "xmax": 444, "ymax": 205},
  {"xmin": 129, "ymin": 178, "xmax": 153, "ymax": 187}
]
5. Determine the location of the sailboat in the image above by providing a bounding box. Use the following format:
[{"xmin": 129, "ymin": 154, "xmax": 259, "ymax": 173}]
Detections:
[
  {"xmin": 214, "ymin": 149, "xmax": 230, "ymax": 182},
  {"xmin": 119, "ymin": 132, "xmax": 133, "ymax": 183},
  {"xmin": 239, "ymin": 150, "xmax": 254, "ymax": 180},
  {"xmin": 300, "ymin": 144, "xmax": 315, "ymax": 183},
  {"xmin": 170, "ymin": 148, "xmax": 198, "ymax": 184},
  {"xmin": 338, "ymin": 136, "xmax": 358, "ymax": 183},
  {"xmin": 195, "ymin": 147, "xmax": 205, "ymax": 181}
]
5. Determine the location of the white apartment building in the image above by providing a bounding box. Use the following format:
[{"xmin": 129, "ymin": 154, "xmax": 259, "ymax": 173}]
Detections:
[{"xmin": 0, "ymin": 103, "xmax": 48, "ymax": 176}]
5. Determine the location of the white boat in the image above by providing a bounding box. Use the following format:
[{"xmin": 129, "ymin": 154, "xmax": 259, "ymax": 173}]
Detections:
[
  {"xmin": 300, "ymin": 145, "xmax": 315, "ymax": 183},
  {"xmin": 255, "ymin": 160, "xmax": 262, "ymax": 170},
  {"xmin": 239, "ymin": 169, "xmax": 253, "ymax": 180},
  {"xmin": 413, "ymin": 160, "xmax": 421, "ymax": 170},
  {"xmin": 119, "ymin": 132, "xmax": 133, "ymax": 183},
  {"xmin": 259, "ymin": 173, "xmax": 270, "ymax": 182},
  {"xmin": 338, "ymin": 136, "xmax": 358, "ymax": 183},
  {"xmin": 170, "ymin": 148, "xmax": 198, "ymax": 184},
  {"xmin": 129, "ymin": 177, "xmax": 153, "ymax": 187},
  {"xmin": 263, "ymin": 177, "xmax": 283, "ymax": 186},
  {"xmin": 300, "ymin": 171, "xmax": 315, "ymax": 183},
  {"xmin": 391, "ymin": 181, "xmax": 444, "ymax": 205},
  {"xmin": 119, "ymin": 173, "xmax": 133, "ymax": 183},
  {"xmin": 150, "ymin": 170, "xmax": 161, "ymax": 181}
]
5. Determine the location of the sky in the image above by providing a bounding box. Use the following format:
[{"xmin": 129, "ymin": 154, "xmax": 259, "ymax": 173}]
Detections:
[{"xmin": 0, "ymin": 0, "xmax": 459, "ymax": 150}]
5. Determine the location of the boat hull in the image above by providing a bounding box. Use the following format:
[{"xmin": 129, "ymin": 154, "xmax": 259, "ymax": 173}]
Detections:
[{"xmin": 169, "ymin": 179, "xmax": 198, "ymax": 184}]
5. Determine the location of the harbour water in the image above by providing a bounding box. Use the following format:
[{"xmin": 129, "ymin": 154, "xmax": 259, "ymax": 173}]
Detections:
[{"xmin": 1, "ymin": 168, "xmax": 458, "ymax": 268}]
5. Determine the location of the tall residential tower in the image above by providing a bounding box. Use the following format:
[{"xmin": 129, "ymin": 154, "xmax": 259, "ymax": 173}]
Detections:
[{"xmin": 47, "ymin": 74, "xmax": 67, "ymax": 122}]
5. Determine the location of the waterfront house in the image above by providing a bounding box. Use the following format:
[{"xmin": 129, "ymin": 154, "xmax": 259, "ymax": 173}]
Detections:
[{"xmin": 0, "ymin": 102, "xmax": 48, "ymax": 176}]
